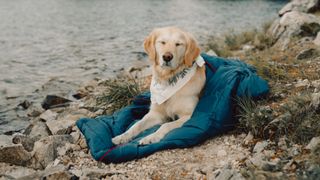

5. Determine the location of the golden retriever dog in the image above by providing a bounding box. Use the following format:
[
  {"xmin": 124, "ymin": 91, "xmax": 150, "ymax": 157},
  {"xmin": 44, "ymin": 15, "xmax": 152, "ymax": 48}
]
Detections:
[{"xmin": 112, "ymin": 27, "xmax": 206, "ymax": 145}]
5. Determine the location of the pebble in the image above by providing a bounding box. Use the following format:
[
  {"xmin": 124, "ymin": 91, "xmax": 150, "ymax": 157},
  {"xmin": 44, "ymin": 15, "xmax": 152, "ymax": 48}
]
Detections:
[
  {"xmin": 306, "ymin": 136, "xmax": 320, "ymax": 152},
  {"xmin": 295, "ymin": 79, "xmax": 310, "ymax": 88},
  {"xmin": 253, "ymin": 141, "xmax": 268, "ymax": 153},
  {"xmin": 243, "ymin": 132, "xmax": 253, "ymax": 145}
]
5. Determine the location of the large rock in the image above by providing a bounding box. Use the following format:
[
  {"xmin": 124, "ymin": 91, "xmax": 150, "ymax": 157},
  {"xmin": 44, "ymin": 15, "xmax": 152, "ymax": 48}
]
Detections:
[
  {"xmin": 30, "ymin": 135, "xmax": 73, "ymax": 169},
  {"xmin": 0, "ymin": 135, "xmax": 34, "ymax": 166},
  {"xmin": 279, "ymin": 0, "xmax": 320, "ymax": 16},
  {"xmin": 46, "ymin": 117, "xmax": 74, "ymax": 135},
  {"xmin": 41, "ymin": 95, "xmax": 72, "ymax": 110},
  {"xmin": 46, "ymin": 109, "xmax": 93, "ymax": 135},
  {"xmin": 0, "ymin": 144, "xmax": 32, "ymax": 166},
  {"xmin": 24, "ymin": 120, "xmax": 51, "ymax": 140},
  {"xmin": 0, "ymin": 163, "xmax": 36, "ymax": 179},
  {"xmin": 268, "ymin": 11, "xmax": 320, "ymax": 50}
]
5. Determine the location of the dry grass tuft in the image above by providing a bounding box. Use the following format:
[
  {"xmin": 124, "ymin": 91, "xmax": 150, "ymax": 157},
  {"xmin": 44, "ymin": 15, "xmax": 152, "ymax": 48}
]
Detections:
[{"xmin": 96, "ymin": 76, "xmax": 147, "ymax": 114}]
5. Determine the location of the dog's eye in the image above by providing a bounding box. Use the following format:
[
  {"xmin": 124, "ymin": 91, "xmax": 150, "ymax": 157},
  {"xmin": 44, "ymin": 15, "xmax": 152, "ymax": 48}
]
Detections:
[
  {"xmin": 175, "ymin": 43, "xmax": 182, "ymax": 46},
  {"xmin": 160, "ymin": 41, "xmax": 166, "ymax": 45}
]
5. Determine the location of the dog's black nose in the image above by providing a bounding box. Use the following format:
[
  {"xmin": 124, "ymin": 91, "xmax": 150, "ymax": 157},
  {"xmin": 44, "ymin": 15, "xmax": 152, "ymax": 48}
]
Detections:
[{"xmin": 162, "ymin": 52, "xmax": 173, "ymax": 62}]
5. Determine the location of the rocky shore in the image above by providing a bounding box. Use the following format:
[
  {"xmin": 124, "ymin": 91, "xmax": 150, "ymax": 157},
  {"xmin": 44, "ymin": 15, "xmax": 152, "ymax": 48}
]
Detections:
[{"xmin": 1, "ymin": 0, "xmax": 320, "ymax": 179}]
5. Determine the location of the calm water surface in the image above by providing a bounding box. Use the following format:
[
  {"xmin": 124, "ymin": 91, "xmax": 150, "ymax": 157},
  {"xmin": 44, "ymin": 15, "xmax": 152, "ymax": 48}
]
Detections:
[{"xmin": 0, "ymin": 0, "xmax": 287, "ymax": 132}]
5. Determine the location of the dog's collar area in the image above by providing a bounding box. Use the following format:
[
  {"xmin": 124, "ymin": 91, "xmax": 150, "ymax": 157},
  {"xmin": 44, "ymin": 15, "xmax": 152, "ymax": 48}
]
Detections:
[
  {"xmin": 168, "ymin": 55, "xmax": 205, "ymax": 86},
  {"xmin": 150, "ymin": 55, "xmax": 204, "ymax": 105}
]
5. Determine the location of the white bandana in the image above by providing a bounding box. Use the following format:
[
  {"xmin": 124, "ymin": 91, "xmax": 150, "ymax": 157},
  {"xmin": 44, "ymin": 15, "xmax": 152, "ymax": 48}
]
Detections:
[{"xmin": 150, "ymin": 55, "xmax": 205, "ymax": 105}]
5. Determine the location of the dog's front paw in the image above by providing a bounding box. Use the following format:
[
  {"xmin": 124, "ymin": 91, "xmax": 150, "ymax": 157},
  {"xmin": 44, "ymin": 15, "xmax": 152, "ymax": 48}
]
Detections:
[
  {"xmin": 112, "ymin": 133, "xmax": 131, "ymax": 145},
  {"xmin": 139, "ymin": 134, "xmax": 162, "ymax": 145}
]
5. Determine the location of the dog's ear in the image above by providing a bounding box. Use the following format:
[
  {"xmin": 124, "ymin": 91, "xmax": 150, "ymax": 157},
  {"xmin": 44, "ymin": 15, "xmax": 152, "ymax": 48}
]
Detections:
[
  {"xmin": 144, "ymin": 29, "xmax": 158, "ymax": 64},
  {"xmin": 184, "ymin": 33, "xmax": 200, "ymax": 67}
]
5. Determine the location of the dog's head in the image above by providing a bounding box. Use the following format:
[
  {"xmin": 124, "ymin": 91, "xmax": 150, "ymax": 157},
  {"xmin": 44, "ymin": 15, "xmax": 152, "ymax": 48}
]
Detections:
[{"xmin": 144, "ymin": 27, "xmax": 200, "ymax": 70}]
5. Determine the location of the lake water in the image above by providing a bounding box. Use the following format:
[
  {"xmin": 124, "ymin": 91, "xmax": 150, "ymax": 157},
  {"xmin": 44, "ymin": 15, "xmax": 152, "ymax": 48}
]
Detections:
[{"xmin": 0, "ymin": 0, "xmax": 287, "ymax": 133}]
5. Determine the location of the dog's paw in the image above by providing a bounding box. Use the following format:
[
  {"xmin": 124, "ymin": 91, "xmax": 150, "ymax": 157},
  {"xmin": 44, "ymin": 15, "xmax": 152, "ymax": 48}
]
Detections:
[
  {"xmin": 139, "ymin": 134, "xmax": 162, "ymax": 145},
  {"xmin": 112, "ymin": 133, "xmax": 131, "ymax": 145}
]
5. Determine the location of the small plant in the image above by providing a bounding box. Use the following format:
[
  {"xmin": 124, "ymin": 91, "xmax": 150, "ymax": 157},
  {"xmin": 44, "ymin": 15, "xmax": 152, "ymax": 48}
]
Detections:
[
  {"xmin": 96, "ymin": 76, "xmax": 146, "ymax": 114},
  {"xmin": 224, "ymin": 30, "xmax": 256, "ymax": 50},
  {"xmin": 236, "ymin": 96, "xmax": 273, "ymax": 138}
]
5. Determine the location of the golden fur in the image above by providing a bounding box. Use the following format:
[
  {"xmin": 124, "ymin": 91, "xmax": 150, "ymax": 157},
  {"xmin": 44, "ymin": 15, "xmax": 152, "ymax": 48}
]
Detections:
[{"xmin": 112, "ymin": 27, "xmax": 206, "ymax": 145}]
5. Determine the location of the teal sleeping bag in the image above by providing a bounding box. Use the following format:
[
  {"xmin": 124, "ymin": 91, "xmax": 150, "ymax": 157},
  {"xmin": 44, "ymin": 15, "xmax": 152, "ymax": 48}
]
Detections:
[{"xmin": 76, "ymin": 53, "xmax": 269, "ymax": 163}]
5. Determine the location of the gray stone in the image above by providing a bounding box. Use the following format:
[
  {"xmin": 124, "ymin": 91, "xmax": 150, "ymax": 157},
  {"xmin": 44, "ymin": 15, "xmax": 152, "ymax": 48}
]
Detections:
[
  {"xmin": 46, "ymin": 111, "xmax": 91, "ymax": 135},
  {"xmin": 46, "ymin": 118, "xmax": 74, "ymax": 135},
  {"xmin": 306, "ymin": 136, "xmax": 320, "ymax": 152},
  {"xmin": 30, "ymin": 135, "xmax": 73, "ymax": 169},
  {"xmin": 253, "ymin": 141, "xmax": 268, "ymax": 153},
  {"xmin": 27, "ymin": 120, "xmax": 51, "ymax": 140},
  {"xmin": 296, "ymin": 48, "xmax": 319, "ymax": 60},
  {"xmin": 0, "ymin": 144, "xmax": 32, "ymax": 166},
  {"xmin": 0, "ymin": 163, "xmax": 36, "ymax": 179},
  {"xmin": 279, "ymin": 0, "xmax": 320, "ymax": 16}
]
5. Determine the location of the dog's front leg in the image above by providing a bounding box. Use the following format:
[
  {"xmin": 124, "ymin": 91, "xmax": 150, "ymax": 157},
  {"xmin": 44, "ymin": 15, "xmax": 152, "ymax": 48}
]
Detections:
[
  {"xmin": 112, "ymin": 111, "xmax": 164, "ymax": 145},
  {"xmin": 139, "ymin": 115, "xmax": 191, "ymax": 145}
]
